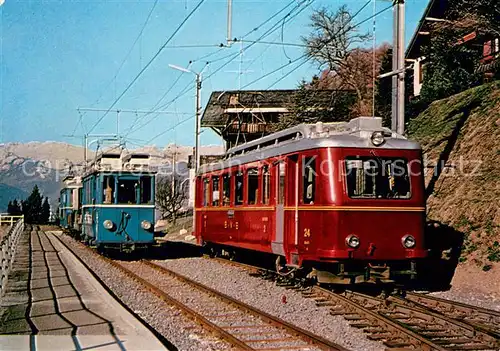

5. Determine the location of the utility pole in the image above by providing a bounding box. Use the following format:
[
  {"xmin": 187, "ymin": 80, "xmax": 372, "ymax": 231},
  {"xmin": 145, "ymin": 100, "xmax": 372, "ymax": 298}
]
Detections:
[
  {"xmin": 195, "ymin": 74, "xmax": 202, "ymax": 173},
  {"xmin": 227, "ymin": 0, "xmax": 233, "ymax": 46},
  {"xmin": 392, "ymin": 0, "xmax": 405, "ymax": 135},
  {"xmin": 168, "ymin": 64, "xmax": 204, "ymax": 173},
  {"xmin": 116, "ymin": 110, "xmax": 120, "ymax": 135},
  {"xmin": 171, "ymin": 145, "xmax": 176, "ymax": 223}
]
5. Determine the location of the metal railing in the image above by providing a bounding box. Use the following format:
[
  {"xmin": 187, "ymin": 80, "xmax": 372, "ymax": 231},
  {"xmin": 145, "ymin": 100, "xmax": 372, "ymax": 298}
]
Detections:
[
  {"xmin": 0, "ymin": 214, "xmax": 24, "ymax": 226},
  {"xmin": 0, "ymin": 217, "xmax": 25, "ymax": 297}
]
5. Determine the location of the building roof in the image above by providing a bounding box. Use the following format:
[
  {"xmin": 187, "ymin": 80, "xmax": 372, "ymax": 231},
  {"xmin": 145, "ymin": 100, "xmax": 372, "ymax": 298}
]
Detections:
[
  {"xmin": 201, "ymin": 89, "xmax": 343, "ymax": 127},
  {"xmin": 406, "ymin": 0, "xmax": 450, "ymax": 60}
]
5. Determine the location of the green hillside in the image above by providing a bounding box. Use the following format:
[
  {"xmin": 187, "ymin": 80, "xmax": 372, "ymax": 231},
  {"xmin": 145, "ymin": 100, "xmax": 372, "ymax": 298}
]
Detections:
[{"xmin": 407, "ymin": 82, "xmax": 500, "ymax": 269}]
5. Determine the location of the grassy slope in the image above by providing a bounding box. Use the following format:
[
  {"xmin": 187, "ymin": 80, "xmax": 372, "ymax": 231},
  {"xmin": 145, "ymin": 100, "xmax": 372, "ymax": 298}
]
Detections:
[{"xmin": 407, "ymin": 82, "xmax": 500, "ymax": 269}]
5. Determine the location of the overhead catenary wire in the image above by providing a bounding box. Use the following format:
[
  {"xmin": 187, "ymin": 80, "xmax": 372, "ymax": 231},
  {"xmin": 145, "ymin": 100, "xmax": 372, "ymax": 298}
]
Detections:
[
  {"xmin": 241, "ymin": 1, "xmax": 394, "ymax": 91},
  {"xmin": 128, "ymin": 0, "xmax": 383, "ymax": 147},
  {"xmin": 242, "ymin": 0, "xmax": 315, "ymax": 75},
  {"xmin": 123, "ymin": 0, "xmax": 310, "ymax": 138},
  {"xmin": 130, "ymin": 1, "xmax": 392, "ymax": 150},
  {"xmin": 202, "ymin": 0, "xmax": 313, "ymax": 84},
  {"xmin": 121, "ymin": 63, "xmax": 194, "ymax": 136},
  {"xmin": 68, "ymin": 0, "xmax": 159, "ymax": 138},
  {"xmin": 123, "ymin": 61, "xmax": 209, "ymax": 137},
  {"xmin": 86, "ymin": 0, "xmax": 206, "ymax": 134},
  {"xmin": 123, "ymin": 79, "xmax": 195, "ymax": 137}
]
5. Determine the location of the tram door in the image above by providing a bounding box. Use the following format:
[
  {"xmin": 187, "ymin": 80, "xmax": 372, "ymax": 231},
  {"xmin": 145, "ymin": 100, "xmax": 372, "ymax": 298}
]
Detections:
[
  {"xmin": 272, "ymin": 161, "xmax": 286, "ymax": 256},
  {"xmin": 284, "ymin": 155, "xmax": 299, "ymax": 261},
  {"xmin": 273, "ymin": 156, "xmax": 299, "ymax": 262}
]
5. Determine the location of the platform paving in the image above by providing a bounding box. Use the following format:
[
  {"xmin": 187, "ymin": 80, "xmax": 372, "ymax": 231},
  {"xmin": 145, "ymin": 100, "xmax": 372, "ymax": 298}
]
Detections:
[{"xmin": 0, "ymin": 229, "xmax": 167, "ymax": 351}]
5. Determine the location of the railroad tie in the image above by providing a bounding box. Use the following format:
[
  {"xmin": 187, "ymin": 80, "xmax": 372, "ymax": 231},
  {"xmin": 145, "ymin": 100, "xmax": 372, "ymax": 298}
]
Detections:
[
  {"xmin": 349, "ymin": 322, "xmax": 371, "ymax": 329},
  {"xmin": 343, "ymin": 314, "xmax": 365, "ymax": 321},
  {"xmin": 366, "ymin": 332, "xmax": 392, "ymax": 341},
  {"xmin": 449, "ymin": 343, "xmax": 499, "ymax": 350},
  {"xmin": 420, "ymin": 331, "xmax": 463, "ymax": 338},
  {"xmin": 432, "ymin": 338, "xmax": 478, "ymax": 345},
  {"xmin": 383, "ymin": 339, "xmax": 413, "ymax": 348}
]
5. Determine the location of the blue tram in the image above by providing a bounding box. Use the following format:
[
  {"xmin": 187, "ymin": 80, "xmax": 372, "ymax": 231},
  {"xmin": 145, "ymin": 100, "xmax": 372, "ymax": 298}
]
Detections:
[
  {"xmin": 59, "ymin": 176, "xmax": 82, "ymax": 230},
  {"xmin": 81, "ymin": 150, "xmax": 156, "ymax": 251}
]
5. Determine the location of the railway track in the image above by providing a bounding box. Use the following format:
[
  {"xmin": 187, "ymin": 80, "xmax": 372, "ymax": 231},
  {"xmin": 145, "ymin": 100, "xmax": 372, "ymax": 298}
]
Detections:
[
  {"xmin": 209, "ymin": 256, "xmax": 500, "ymax": 351},
  {"xmin": 311, "ymin": 289, "xmax": 499, "ymax": 351},
  {"xmin": 400, "ymin": 292, "xmax": 500, "ymax": 338},
  {"xmin": 121, "ymin": 259, "xmax": 347, "ymax": 351},
  {"xmin": 52, "ymin": 237, "xmax": 346, "ymax": 351}
]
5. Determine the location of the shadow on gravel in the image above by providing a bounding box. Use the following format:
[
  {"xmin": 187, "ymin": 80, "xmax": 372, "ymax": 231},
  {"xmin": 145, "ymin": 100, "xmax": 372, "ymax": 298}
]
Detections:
[
  {"xmin": 145, "ymin": 241, "xmax": 203, "ymax": 260},
  {"xmin": 414, "ymin": 220, "xmax": 464, "ymax": 292},
  {"xmin": 101, "ymin": 241, "xmax": 204, "ymax": 261}
]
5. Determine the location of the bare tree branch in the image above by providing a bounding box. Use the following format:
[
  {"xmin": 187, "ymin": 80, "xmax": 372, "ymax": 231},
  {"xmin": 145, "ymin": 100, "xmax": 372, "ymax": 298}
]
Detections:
[{"xmin": 156, "ymin": 175, "xmax": 187, "ymax": 225}]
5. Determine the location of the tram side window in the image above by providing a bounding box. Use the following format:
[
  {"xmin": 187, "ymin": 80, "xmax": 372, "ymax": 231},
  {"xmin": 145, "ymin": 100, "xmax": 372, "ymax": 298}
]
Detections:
[
  {"xmin": 222, "ymin": 174, "xmax": 231, "ymax": 206},
  {"xmin": 140, "ymin": 176, "xmax": 152, "ymax": 204},
  {"xmin": 212, "ymin": 176, "xmax": 220, "ymax": 206},
  {"xmin": 203, "ymin": 178, "xmax": 210, "ymax": 206},
  {"xmin": 79, "ymin": 188, "xmax": 83, "ymax": 208},
  {"xmin": 247, "ymin": 168, "xmax": 259, "ymax": 205},
  {"xmin": 262, "ymin": 166, "xmax": 270, "ymax": 205},
  {"xmin": 84, "ymin": 181, "xmax": 89, "ymax": 204},
  {"xmin": 86, "ymin": 179, "xmax": 93, "ymax": 204},
  {"xmin": 90, "ymin": 177, "xmax": 96, "ymax": 204},
  {"xmin": 103, "ymin": 176, "xmax": 115, "ymax": 204},
  {"xmin": 117, "ymin": 179, "xmax": 138, "ymax": 204},
  {"xmin": 278, "ymin": 162, "xmax": 285, "ymax": 205},
  {"xmin": 303, "ymin": 157, "xmax": 316, "ymax": 204},
  {"xmin": 235, "ymin": 171, "xmax": 244, "ymax": 206}
]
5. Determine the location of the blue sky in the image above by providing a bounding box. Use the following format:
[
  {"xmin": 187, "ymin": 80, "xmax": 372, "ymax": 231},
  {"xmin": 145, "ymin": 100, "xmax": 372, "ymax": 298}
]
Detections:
[{"xmin": 0, "ymin": 0, "xmax": 429, "ymax": 149}]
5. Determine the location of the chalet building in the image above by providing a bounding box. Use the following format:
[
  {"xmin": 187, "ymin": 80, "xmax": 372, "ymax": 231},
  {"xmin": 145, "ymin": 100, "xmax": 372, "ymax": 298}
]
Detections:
[
  {"xmin": 201, "ymin": 89, "xmax": 344, "ymax": 150},
  {"xmin": 406, "ymin": 0, "xmax": 500, "ymax": 97}
]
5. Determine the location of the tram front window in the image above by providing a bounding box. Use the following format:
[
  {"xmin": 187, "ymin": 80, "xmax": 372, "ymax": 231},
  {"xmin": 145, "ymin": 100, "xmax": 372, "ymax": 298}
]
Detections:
[
  {"xmin": 345, "ymin": 157, "xmax": 411, "ymax": 199},
  {"xmin": 117, "ymin": 179, "xmax": 138, "ymax": 204},
  {"xmin": 140, "ymin": 176, "xmax": 152, "ymax": 204},
  {"xmin": 103, "ymin": 176, "xmax": 115, "ymax": 204}
]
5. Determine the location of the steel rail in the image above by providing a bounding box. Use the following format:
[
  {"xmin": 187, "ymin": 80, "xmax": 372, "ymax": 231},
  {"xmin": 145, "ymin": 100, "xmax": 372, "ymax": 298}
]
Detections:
[
  {"xmin": 143, "ymin": 260, "xmax": 348, "ymax": 351},
  {"xmin": 55, "ymin": 234, "xmax": 252, "ymax": 349},
  {"xmin": 340, "ymin": 290, "xmax": 500, "ymax": 349},
  {"xmin": 111, "ymin": 260, "xmax": 253, "ymax": 351},
  {"xmin": 401, "ymin": 292, "xmax": 500, "ymax": 338},
  {"xmin": 50, "ymin": 232, "xmax": 176, "ymax": 349},
  {"xmin": 309, "ymin": 287, "xmax": 446, "ymax": 351},
  {"xmin": 205, "ymin": 256, "xmax": 500, "ymax": 350}
]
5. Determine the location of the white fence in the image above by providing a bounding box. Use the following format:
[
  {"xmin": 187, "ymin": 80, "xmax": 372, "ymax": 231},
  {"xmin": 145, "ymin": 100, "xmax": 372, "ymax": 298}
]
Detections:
[
  {"xmin": 0, "ymin": 214, "xmax": 24, "ymax": 226},
  {"xmin": 0, "ymin": 218, "xmax": 25, "ymax": 297}
]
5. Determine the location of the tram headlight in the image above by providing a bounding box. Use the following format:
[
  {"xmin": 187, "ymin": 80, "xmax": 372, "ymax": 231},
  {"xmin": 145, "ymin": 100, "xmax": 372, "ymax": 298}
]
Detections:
[
  {"xmin": 346, "ymin": 234, "xmax": 360, "ymax": 248},
  {"xmin": 103, "ymin": 219, "xmax": 114, "ymax": 231},
  {"xmin": 371, "ymin": 131, "xmax": 385, "ymax": 146},
  {"xmin": 402, "ymin": 235, "xmax": 416, "ymax": 248},
  {"xmin": 141, "ymin": 220, "xmax": 152, "ymax": 231}
]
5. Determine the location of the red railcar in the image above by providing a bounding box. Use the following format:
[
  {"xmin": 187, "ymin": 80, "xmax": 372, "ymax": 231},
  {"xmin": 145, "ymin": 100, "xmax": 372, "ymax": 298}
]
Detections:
[{"xmin": 195, "ymin": 117, "xmax": 427, "ymax": 284}]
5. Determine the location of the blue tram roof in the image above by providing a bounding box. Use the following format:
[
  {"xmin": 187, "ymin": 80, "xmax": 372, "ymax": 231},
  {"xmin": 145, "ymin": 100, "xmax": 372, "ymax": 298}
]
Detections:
[{"xmin": 84, "ymin": 150, "xmax": 156, "ymax": 179}]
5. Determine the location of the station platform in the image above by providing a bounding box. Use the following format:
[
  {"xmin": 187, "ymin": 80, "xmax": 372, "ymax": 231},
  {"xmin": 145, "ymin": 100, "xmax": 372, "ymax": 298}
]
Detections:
[{"xmin": 0, "ymin": 229, "xmax": 167, "ymax": 351}]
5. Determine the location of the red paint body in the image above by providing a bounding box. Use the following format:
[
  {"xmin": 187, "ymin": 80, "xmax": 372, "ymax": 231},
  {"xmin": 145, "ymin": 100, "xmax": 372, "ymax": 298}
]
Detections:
[{"xmin": 195, "ymin": 145, "xmax": 427, "ymax": 284}]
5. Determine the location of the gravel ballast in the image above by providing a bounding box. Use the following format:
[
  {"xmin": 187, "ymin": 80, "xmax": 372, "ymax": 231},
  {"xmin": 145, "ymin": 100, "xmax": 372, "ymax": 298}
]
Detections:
[
  {"xmin": 57, "ymin": 234, "xmax": 233, "ymax": 351},
  {"xmin": 118, "ymin": 261, "xmax": 336, "ymax": 351},
  {"xmin": 154, "ymin": 257, "xmax": 384, "ymax": 351},
  {"xmin": 425, "ymin": 264, "xmax": 500, "ymax": 313},
  {"xmin": 430, "ymin": 288, "xmax": 500, "ymax": 312}
]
